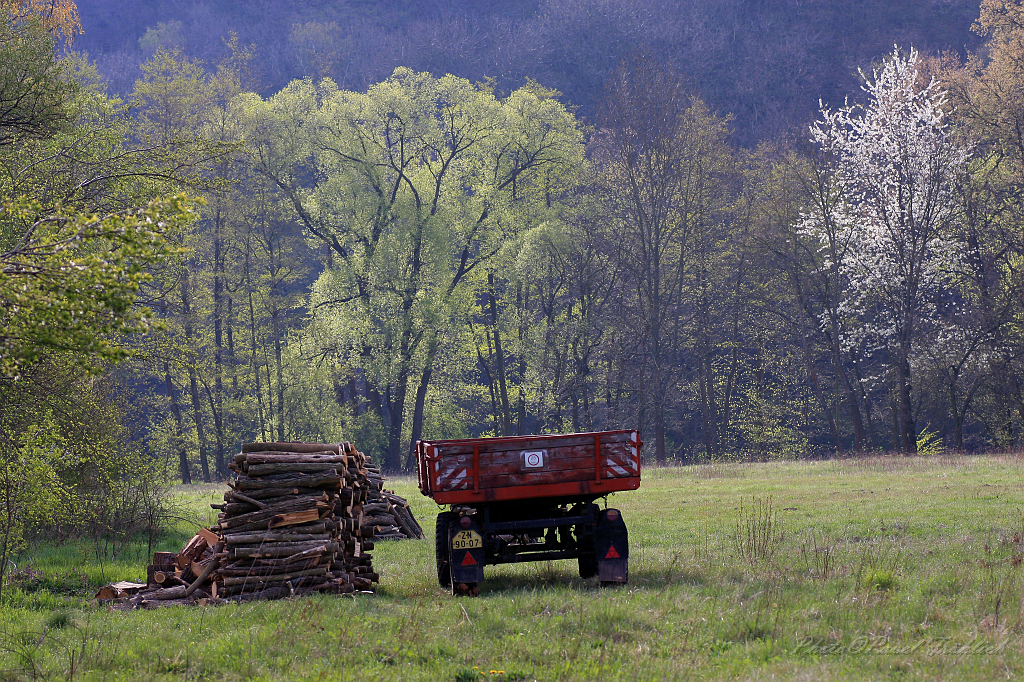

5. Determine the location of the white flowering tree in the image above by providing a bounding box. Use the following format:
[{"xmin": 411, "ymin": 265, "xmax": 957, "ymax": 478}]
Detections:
[{"xmin": 806, "ymin": 47, "xmax": 970, "ymax": 452}]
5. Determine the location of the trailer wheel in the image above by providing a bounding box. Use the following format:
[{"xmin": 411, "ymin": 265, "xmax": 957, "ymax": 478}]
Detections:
[
  {"xmin": 435, "ymin": 511, "xmax": 456, "ymax": 588},
  {"xmin": 577, "ymin": 503, "xmax": 599, "ymax": 579}
]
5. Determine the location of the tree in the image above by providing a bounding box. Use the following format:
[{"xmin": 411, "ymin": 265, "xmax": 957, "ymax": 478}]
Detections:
[
  {"xmin": 127, "ymin": 45, "xmax": 250, "ymax": 481},
  {"xmin": 938, "ymin": 0, "xmax": 1024, "ymax": 447},
  {"xmin": 783, "ymin": 144, "xmax": 874, "ymax": 452},
  {"xmin": 0, "ymin": 11, "xmax": 202, "ymax": 379},
  {"xmin": 808, "ymin": 47, "xmax": 970, "ymax": 452},
  {"xmin": 243, "ymin": 69, "xmax": 585, "ymax": 470},
  {"xmin": 0, "ymin": 0, "xmax": 79, "ymax": 41},
  {"xmin": 0, "ymin": 1, "xmax": 200, "ymax": 592},
  {"xmin": 0, "ymin": 6, "xmax": 78, "ymax": 145},
  {"xmin": 596, "ymin": 55, "xmax": 733, "ymax": 462}
]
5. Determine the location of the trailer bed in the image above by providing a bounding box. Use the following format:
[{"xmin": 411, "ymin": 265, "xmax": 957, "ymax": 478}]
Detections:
[{"xmin": 417, "ymin": 430, "xmax": 641, "ymax": 504}]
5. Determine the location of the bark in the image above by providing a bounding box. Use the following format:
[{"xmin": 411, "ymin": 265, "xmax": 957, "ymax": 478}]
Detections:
[
  {"xmin": 245, "ymin": 462, "xmax": 341, "ymax": 476},
  {"xmin": 230, "ymin": 472, "xmax": 341, "ymax": 491},
  {"xmin": 243, "ymin": 453, "xmax": 345, "ymax": 463},
  {"xmin": 837, "ymin": 358, "xmax": 866, "ymax": 451},
  {"xmin": 188, "ymin": 369, "xmax": 212, "ymax": 483},
  {"xmin": 246, "ymin": 278, "xmax": 268, "ymax": 441},
  {"xmin": 213, "ymin": 206, "xmax": 226, "ymax": 478},
  {"xmin": 163, "ymin": 363, "xmax": 191, "ymax": 484},
  {"xmin": 272, "ymin": 304, "xmax": 285, "ymax": 443},
  {"xmin": 407, "ymin": 335, "xmax": 439, "ymax": 471},
  {"xmin": 852, "ymin": 350, "xmax": 880, "ymax": 449},
  {"xmin": 181, "ymin": 269, "xmax": 212, "ymax": 482},
  {"xmin": 897, "ymin": 345, "xmax": 917, "ymax": 453},
  {"xmin": 227, "ymin": 294, "xmax": 238, "ymax": 397},
  {"xmin": 477, "ymin": 341, "xmax": 501, "ymax": 434},
  {"xmin": 488, "ymin": 274, "xmax": 512, "ymax": 435}
]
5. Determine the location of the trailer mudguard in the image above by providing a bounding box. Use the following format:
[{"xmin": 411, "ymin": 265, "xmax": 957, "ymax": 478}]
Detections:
[
  {"xmin": 594, "ymin": 508, "xmax": 628, "ymax": 584},
  {"xmin": 449, "ymin": 515, "xmax": 485, "ymax": 584}
]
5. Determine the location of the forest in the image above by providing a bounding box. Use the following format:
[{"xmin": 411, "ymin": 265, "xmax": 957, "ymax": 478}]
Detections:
[{"xmin": 5, "ymin": 0, "xmax": 1024, "ymax": 568}]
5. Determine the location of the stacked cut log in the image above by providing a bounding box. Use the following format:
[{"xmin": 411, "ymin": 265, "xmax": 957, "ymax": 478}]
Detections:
[
  {"xmin": 207, "ymin": 441, "xmax": 380, "ymax": 599},
  {"xmin": 361, "ymin": 458, "xmax": 425, "ymax": 540}
]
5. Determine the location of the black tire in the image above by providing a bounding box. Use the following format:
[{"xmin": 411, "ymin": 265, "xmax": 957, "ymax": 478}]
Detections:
[
  {"xmin": 577, "ymin": 503, "xmax": 599, "ymax": 579},
  {"xmin": 435, "ymin": 511, "xmax": 455, "ymax": 588}
]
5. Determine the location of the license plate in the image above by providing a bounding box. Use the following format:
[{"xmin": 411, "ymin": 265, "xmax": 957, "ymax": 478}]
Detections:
[{"xmin": 452, "ymin": 530, "xmax": 482, "ymax": 550}]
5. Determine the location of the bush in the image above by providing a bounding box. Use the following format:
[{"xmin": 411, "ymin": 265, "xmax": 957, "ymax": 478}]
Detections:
[{"xmin": 0, "ymin": 357, "xmax": 174, "ymax": 599}]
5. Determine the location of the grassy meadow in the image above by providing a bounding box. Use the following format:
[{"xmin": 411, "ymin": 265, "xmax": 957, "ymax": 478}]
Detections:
[{"xmin": 1, "ymin": 454, "xmax": 1023, "ymax": 680}]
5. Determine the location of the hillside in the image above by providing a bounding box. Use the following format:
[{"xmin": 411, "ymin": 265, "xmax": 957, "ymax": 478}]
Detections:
[{"xmin": 73, "ymin": 0, "xmax": 982, "ymax": 145}]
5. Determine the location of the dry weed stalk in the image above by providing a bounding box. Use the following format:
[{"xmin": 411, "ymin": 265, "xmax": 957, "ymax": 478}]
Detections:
[{"xmin": 733, "ymin": 496, "xmax": 783, "ymax": 566}]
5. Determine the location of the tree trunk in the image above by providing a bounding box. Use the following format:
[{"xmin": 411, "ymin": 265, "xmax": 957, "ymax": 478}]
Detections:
[
  {"xmin": 182, "ymin": 270, "xmax": 211, "ymax": 482},
  {"xmin": 384, "ymin": 382, "xmax": 409, "ymax": 472},
  {"xmin": 897, "ymin": 347, "xmax": 917, "ymax": 453},
  {"xmin": 698, "ymin": 351, "xmax": 714, "ymax": 458},
  {"xmin": 797, "ymin": 329, "xmax": 840, "ymax": 451},
  {"xmin": 201, "ymin": 380, "xmax": 227, "ymax": 479},
  {"xmin": 263, "ymin": 348, "xmax": 276, "ymax": 443},
  {"xmin": 164, "ymin": 363, "xmax": 191, "ymax": 484},
  {"xmin": 271, "ymin": 304, "xmax": 285, "ymax": 443},
  {"xmin": 835, "ymin": 348, "xmax": 865, "ymax": 451},
  {"xmin": 890, "ymin": 390, "xmax": 900, "ymax": 452},
  {"xmin": 407, "ymin": 335, "xmax": 439, "ymax": 471},
  {"xmin": 227, "ymin": 294, "xmax": 239, "ymax": 397},
  {"xmin": 488, "ymin": 275, "xmax": 512, "ymax": 435},
  {"xmin": 213, "ymin": 207, "xmax": 226, "ymax": 477},
  {"xmin": 246, "ymin": 280, "xmax": 268, "ymax": 441},
  {"xmin": 653, "ymin": 406, "xmax": 666, "ymax": 464},
  {"xmin": 188, "ymin": 369, "xmax": 212, "ymax": 482},
  {"xmin": 853, "ymin": 356, "xmax": 880, "ymax": 450}
]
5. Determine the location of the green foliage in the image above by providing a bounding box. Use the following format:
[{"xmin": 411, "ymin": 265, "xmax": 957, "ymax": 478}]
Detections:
[
  {"xmin": 916, "ymin": 427, "xmax": 944, "ymax": 455},
  {"xmin": 0, "ymin": 9, "xmax": 78, "ymax": 145},
  {"xmin": 44, "ymin": 610, "xmax": 71, "ymax": 629},
  {"xmin": 0, "ymin": 195, "xmax": 195, "ymax": 377},
  {"xmin": 0, "ymin": 413, "xmax": 67, "ymax": 584},
  {"xmin": 863, "ymin": 568, "xmax": 897, "ymax": 591},
  {"xmin": 9, "ymin": 0, "xmax": 1024, "ymax": 498},
  {"xmin": 0, "ymin": 358, "xmax": 179, "ymax": 600},
  {"xmin": 138, "ymin": 20, "xmax": 183, "ymax": 57}
]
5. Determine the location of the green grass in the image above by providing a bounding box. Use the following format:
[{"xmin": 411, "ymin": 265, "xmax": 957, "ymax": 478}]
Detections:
[{"xmin": 2, "ymin": 454, "xmax": 1024, "ymax": 680}]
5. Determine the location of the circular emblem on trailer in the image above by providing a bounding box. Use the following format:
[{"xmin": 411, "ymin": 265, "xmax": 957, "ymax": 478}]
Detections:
[
  {"xmin": 607, "ymin": 509, "xmax": 619, "ymax": 521},
  {"xmin": 522, "ymin": 450, "xmax": 545, "ymax": 468}
]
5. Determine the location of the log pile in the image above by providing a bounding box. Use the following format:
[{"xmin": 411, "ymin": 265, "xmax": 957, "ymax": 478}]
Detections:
[
  {"xmin": 97, "ymin": 533, "xmax": 228, "ymax": 609},
  {"xmin": 211, "ymin": 440, "xmax": 380, "ymax": 598},
  {"xmin": 96, "ymin": 441, "xmax": 424, "ymax": 608},
  {"xmin": 361, "ymin": 458, "xmax": 425, "ymax": 541}
]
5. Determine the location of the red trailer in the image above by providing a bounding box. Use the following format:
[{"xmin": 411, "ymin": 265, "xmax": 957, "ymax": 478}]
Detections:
[{"xmin": 416, "ymin": 430, "xmax": 642, "ymax": 595}]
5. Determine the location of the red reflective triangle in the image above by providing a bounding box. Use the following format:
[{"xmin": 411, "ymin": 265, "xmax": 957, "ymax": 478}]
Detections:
[
  {"xmin": 461, "ymin": 551, "xmax": 477, "ymax": 566},
  {"xmin": 604, "ymin": 545, "xmax": 621, "ymax": 559}
]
